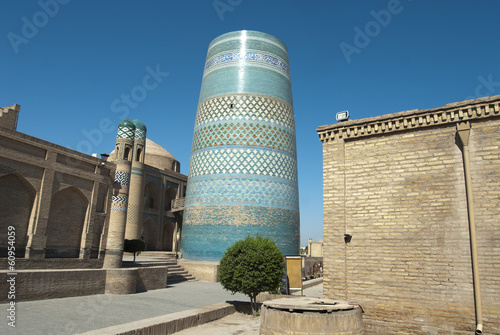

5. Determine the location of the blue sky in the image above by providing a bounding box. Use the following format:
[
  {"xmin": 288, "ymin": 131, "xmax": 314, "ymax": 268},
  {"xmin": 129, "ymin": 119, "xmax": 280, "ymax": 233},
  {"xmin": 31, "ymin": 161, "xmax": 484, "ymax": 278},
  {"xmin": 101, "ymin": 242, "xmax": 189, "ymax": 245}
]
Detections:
[{"xmin": 2, "ymin": 0, "xmax": 499, "ymax": 246}]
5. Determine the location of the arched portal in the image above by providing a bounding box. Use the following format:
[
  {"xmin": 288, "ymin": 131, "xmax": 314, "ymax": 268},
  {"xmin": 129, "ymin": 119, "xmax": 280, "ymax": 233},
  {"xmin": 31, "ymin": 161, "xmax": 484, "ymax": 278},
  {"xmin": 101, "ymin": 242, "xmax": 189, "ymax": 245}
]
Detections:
[
  {"xmin": 164, "ymin": 186, "xmax": 177, "ymax": 211},
  {"xmin": 162, "ymin": 221, "xmax": 174, "ymax": 251},
  {"xmin": 0, "ymin": 173, "xmax": 36, "ymax": 257},
  {"xmin": 144, "ymin": 181, "xmax": 160, "ymax": 211},
  {"xmin": 142, "ymin": 218, "xmax": 157, "ymax": 251},
  {"xmin": 46, "ymin": 186, "xmax": 88, "ymax": 258}
]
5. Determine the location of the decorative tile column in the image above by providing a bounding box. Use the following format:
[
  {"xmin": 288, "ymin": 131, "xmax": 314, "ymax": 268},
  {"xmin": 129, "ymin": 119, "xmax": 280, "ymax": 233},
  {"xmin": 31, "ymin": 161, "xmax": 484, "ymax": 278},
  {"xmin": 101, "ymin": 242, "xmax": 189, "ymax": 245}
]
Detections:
[
  {"xmin": 125, "ymin": 119, "xmax": 146, "ymax": 240},
  {"xmin": 103, "ymin": 119, "xmax": 135, "ymax": 268}
]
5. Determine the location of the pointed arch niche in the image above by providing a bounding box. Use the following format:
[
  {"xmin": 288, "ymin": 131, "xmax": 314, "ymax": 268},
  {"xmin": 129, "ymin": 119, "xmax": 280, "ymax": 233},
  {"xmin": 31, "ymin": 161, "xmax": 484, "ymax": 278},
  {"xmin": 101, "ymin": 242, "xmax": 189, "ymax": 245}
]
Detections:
[
  {"xmin": 45, "ymin": 186, "xmax": 88, "ymax": 258},
  {"xmin": 162, "ymin": 221, "xmax": 175, "ymax": 251},
  {"xmin": 164, "ymin": 186, "xmax": 177, "ymax": 211},
  {"xmin": 144, "ymin": 181, "xmax": 160, "ymax": 211},
  {"xmin": 0, "ymin": 173, "xmax": 36, "ymax": 258},
  {"xmin": 142, "ymin": 218, "xmax": 157, "ymax": 251}
]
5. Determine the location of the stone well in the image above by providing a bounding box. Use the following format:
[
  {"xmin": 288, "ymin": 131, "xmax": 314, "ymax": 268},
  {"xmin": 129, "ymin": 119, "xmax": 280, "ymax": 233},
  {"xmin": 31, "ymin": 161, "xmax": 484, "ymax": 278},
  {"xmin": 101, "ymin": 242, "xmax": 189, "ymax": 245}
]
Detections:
[{"xmin": 260, "ymin": 297, "xmax": 363, "ymax": 335}]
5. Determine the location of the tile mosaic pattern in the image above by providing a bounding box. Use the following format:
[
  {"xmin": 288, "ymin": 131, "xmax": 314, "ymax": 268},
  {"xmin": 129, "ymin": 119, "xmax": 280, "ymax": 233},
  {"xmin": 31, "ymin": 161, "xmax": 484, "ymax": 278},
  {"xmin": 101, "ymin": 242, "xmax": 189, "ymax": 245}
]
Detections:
[
  {"xmin": 207, "ymin": 31, "xmax": 289, "ymax": 71},
  {"xmin": 192, "ymin": 121, "xmax": 296, "ymax": 155},
  {"xmin": 183, "ymin": 31, "xmax": 299, "ymax": 261},
  {"xmin": 182, "ymin": 204, "xmax": 300, "ymax": 262},
  {"xmin": 131, "ymin": 166, "xmax": 143, "ymax": 177},
  {"xmin": 126, "ymin": 203, "xmax": 140, "ymax": 223},
  {"xmin": 142, "ymin": 213, "xmax": 158, "ymax": 224},
  {"xmin": 195, "ymin": 94, "xmax": 295, "ymax": 129},
  {"xmin": 145, "ymin": 174, "xmax": 161, "ymax": 187},
  {"xmin": 204, "ymin": 51, "xmax": 289, "ymax": 79},
  {"xmin": 117, "ymin": 126, "xmax": 135, "ymax": 139},
  {"xmin": 134, "ymin": 128, "xmax": 146, "ymax": 140},
  {"xmin": 199, "ymin": 66, "xmax": 293, "ymax": 106},
  {"xmin": 114, "ymin": 171, "xmax": 130, "ymax": 186},
  {"xmin": 189, "ymin": 148, "xmax": 297, "ymax": 182},
  {"xmin": 165, "ymin": 180, "xmax": 180, "ymax": 190},
  {"xmin": 111, "ymin": 195, "xmax": 128, "ymax": 212},
  {"xmin": 185, "ymin": 175, "xmax": 299, "ymax": 211}
]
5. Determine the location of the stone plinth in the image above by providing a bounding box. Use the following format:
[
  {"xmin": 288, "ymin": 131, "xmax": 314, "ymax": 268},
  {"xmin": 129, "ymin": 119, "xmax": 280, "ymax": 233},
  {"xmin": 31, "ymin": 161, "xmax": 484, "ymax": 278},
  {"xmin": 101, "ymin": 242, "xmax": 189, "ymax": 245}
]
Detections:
[{"xmin": 260, "ymin": 297, "xmax": 363, "ymax": 335}]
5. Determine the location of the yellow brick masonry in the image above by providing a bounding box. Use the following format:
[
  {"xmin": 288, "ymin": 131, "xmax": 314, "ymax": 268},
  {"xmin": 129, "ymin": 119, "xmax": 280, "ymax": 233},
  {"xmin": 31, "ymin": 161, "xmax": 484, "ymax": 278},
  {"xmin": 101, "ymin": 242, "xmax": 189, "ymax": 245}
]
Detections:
[
  {"xmin": 0, "ymin": 125, "xmax": 114, "ymax": 263},
  {"xmin": 317, "ymin": 95, "xmax": 500, "ymax": 334}
]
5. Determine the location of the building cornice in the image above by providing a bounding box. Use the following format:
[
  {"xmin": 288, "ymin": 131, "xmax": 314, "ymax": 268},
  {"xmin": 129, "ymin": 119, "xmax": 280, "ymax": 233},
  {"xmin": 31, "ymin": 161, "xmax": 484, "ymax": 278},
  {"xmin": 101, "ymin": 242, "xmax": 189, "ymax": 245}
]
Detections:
[{"xmin": 317, "ymin": 95, "xmax": 500, "ymax": 143}]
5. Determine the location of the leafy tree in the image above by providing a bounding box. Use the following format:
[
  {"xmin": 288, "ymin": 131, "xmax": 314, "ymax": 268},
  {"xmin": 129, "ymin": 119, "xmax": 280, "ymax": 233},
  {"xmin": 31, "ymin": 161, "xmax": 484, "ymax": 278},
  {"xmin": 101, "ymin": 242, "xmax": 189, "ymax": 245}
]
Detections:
[
  {"xmin": 124, "ymin": 239, "xmax": 145, "ymax": 264},
  {"xmin": 218, "ymin": 235, "xmax": 284, "ymax": 314}
]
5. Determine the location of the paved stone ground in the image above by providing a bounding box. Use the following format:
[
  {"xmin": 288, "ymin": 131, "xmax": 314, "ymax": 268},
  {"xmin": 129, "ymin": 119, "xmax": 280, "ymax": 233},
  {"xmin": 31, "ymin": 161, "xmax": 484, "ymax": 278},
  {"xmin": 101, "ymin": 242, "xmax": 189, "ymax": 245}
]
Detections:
[
  {"xmin": 174, "ymin": 312, "xmax": 261, "ymax": 335},
  {"xmin": 0, "ymin": 281, "xmax": 248, "ymax": 335},
  {"xmin": 0, "ymin": 276, "xmax": 323, "ymax": 335},
  {"xmin": 172, "ymin": 282, "xmax": 324, "ymax": 335}
]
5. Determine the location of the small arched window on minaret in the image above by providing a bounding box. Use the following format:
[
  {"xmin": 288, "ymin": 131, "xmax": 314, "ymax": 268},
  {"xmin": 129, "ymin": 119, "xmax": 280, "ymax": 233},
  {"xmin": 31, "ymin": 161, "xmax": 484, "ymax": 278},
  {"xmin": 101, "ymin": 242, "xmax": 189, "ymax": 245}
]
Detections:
[
  {"xmin": 136, "ymin": 147, "xmax": 143, "ymax": 162},
  {"xmin": 124, "ymin": 146, "xmax": 132, "ymax": 161}
]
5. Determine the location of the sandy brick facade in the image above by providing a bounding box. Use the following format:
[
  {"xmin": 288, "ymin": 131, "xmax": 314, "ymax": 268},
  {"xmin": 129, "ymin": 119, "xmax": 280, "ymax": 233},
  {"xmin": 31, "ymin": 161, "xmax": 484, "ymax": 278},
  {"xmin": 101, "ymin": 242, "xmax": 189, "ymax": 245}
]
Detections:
[
  {"xmin": 0, "ymin": 122, "xmax": 114, "ymax": 265},
  {"xmin": 317, "ymin": 96, "xmax": 500, "ymax": 334}
]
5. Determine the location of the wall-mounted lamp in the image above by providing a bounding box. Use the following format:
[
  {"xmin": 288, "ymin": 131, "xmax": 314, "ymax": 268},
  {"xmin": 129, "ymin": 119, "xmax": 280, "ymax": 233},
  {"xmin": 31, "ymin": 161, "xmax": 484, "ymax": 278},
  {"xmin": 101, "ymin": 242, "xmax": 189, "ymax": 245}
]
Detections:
[
  {"xmin": 100, "ymin": 153, "xmax": 109, "ymax": 166},
  {"xmin": 344, "ymin": 233, "xmax": 352, "ymax": 243}
]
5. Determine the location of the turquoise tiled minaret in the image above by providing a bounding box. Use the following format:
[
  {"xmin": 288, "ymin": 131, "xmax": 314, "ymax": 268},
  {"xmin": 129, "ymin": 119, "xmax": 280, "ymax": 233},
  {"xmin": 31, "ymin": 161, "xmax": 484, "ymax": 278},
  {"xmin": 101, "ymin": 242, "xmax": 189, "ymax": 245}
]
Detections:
[
  {"xmin": 125, "ymin": 119, "xmax": 147, "ymax": 240},
  {"xmin": 181, "ymin": 31, "xmax": 300, "ymax": 261},
  {"xmin": 103, "ymin": 119, "xmax": 135, "ymax": 268}
]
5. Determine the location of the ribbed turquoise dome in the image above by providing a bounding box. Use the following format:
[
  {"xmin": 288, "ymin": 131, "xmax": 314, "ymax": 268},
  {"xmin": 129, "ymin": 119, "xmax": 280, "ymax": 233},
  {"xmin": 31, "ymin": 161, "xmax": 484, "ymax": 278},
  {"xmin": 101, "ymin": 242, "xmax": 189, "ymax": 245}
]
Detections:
[
  {"xmin": 117, "ymin": 119, "xmax": 136, "ymax": 140},
  {"xmin": 132, "ymin": 119, "xmax": 147, "ymax": 140},
  {"xmin": 132, "ymin": 119, "xmax": 146, "ymax": 130},
  {"xmin": 118, "ymin": 119, "xmax": 136, "ymax": 129}
]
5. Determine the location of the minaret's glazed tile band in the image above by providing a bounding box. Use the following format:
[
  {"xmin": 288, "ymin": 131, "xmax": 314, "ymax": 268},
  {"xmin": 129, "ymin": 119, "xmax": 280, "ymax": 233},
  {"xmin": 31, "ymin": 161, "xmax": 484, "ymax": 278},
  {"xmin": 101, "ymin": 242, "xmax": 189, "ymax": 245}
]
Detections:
[{"xmin": 181, "ymin": 31, "xmax": 300, "ymax": 261}]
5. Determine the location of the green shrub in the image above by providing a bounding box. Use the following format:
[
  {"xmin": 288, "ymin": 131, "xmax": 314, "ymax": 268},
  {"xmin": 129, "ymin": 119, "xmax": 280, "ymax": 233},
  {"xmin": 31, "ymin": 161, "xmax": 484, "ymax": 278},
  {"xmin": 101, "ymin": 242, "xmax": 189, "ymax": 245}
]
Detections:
[
  {"xmin": 218, "ymin": 235, "xmax": 284, "ymax": 314},
  {"xmin": 124, "ymin": 239, "xmax": 145, "ymax": 264}
]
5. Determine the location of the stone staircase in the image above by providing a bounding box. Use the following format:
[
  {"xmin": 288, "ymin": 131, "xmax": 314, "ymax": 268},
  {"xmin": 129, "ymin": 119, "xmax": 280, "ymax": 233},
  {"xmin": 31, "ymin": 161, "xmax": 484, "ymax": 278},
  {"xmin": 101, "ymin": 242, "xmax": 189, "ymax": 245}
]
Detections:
[
  {"xmin": 166, "ymin": 263, "xmax": 197, "ymax": 284},
  {"xmin": 122, "ymin": 251, "xmax": 197, "ymax": 284}
]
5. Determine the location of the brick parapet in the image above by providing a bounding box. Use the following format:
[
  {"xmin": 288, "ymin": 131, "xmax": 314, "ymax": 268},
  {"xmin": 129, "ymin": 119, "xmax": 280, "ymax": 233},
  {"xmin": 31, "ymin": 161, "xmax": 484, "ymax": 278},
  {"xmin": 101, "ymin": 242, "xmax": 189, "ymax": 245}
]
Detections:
[
  {"xmin": 0, "ymin": 128, "xmax": 115, "ymax": 184},
  {"xmin": 317, "ymin": 95, "xmax": 500, "ymax": 142}
]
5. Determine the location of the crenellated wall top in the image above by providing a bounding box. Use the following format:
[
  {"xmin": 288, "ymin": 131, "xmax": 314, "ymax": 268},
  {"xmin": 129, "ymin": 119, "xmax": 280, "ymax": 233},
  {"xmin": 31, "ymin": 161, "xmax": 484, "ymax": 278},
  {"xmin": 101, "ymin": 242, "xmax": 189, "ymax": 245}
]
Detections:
[{"xmin": 317, "ymin": 95, "xmax": 500, "ymax": 143}]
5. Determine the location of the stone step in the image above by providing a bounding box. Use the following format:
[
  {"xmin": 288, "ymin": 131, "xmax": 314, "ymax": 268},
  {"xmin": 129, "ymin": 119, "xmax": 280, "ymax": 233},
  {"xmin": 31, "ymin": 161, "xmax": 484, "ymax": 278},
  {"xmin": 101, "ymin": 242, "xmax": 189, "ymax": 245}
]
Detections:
[
  {"xmin": 167, "ymin": 265, "xmax": 183, "ymax": 271},
  {"xmin": 167, "ymin": 263, "xmax": 197, "ymax": 283},
  {"xmin": 169, "ymin": 270, "xmax": 189, "ymax": 276},
  {"xmin": 122, "ymin": 253, "xmax": 198, "ymax": 284},
  {"xmin": 168, "ymin": 274, "xmax": 197, "ymax": 283},
  {"xmin": 122, "ymin": 261, "xmax": 177, "ymax": 268},
  {"xmin": 136, "ymin": 251, "xmax": 177, "ymax": 258}
]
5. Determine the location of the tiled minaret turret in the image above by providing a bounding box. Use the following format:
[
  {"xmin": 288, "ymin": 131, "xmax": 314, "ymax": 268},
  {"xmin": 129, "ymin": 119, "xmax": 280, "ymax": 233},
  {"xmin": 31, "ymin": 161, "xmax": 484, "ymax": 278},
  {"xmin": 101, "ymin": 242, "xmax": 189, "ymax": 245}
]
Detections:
[
  {"xmin": 103, "ymin": 119, "xmax": 135, "ymax": 268},
  {"xmin": 125, "ymin": 119, "xmax": 147, "ymax": 240},
  {"xmin": 181, "ymin": 30, "xmax": 300, "ymax": 261}
]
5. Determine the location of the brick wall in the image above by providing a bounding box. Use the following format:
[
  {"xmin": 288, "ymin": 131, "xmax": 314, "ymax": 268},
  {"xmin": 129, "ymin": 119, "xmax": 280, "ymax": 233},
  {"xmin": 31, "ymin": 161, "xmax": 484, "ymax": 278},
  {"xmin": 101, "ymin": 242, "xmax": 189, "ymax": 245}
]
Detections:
[
  {"xmin": 0, "ymin": 266, "xmax": 168, "ymax": 302},
  {"xmin": 0, "ymin": 105, "xmax": 20, "ymax": 130},
  {"xmin": 318, "ymin": 96, "xmax": 500, "ymax": 334},
  {"xmin": 0, "ymin": 126, "xmax": 114, "ymax": 260}
]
